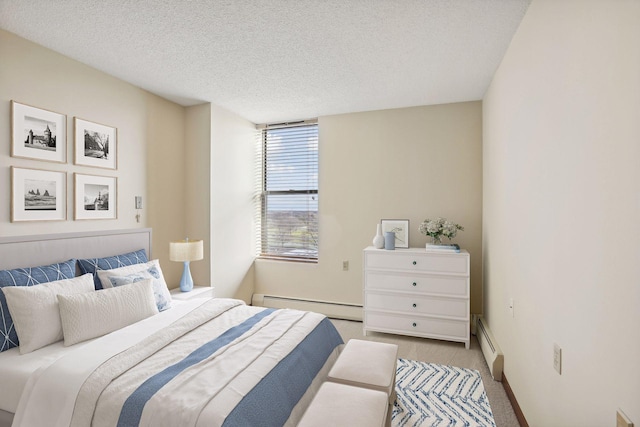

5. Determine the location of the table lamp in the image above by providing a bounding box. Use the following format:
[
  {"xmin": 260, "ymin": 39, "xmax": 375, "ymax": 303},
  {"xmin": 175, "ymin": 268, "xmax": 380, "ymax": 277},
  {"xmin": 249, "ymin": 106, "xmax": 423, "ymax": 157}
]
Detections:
[{"xmin": 169, "ymin": 238, "xmax": 203, "ymax": 292}]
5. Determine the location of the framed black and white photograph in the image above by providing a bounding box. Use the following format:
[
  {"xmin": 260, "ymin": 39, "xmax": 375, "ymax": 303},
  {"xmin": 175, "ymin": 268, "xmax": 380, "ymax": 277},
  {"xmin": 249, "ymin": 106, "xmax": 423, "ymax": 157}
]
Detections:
[
  {"xmin": 11, "ymin": 101, "xmax": 67, "ymax": 163},
  {"xmin": 11, "ymin": 167, "xmax": 67, "ymax": 222},
  {"xmin": 74, "ymin": 117, "xmax": 117, "ymax": 169},
  {"xmin": 74, "ymin": 173, "xmax": 117, "ymax": 220},
  {"xmin": 381, "ymin": 219, "xmax": 410, "ymax": 248}
]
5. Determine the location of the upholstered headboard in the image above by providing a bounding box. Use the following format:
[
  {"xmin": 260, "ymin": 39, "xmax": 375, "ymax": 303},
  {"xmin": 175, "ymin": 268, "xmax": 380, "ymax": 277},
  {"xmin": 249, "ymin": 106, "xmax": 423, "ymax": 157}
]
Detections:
[{"xmin": 0, "ymin": 228, "xmax": 152, "ymax": 270}]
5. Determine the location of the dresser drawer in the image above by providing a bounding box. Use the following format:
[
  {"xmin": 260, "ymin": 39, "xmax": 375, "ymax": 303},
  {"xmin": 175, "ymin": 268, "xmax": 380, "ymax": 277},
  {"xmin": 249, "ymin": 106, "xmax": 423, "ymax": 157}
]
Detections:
[
  {"xmin": 365, "ymin": 292, "xmax": 468, "ymax": 318},
  {"xmin": 365, "ymin": 250, "xmax": 468, "ymax": 275},
  {"xmin": 365, "ymin": 311, "xmax": 468, "ymax": 340},
  {"xmin": 365, "ymin": 271, "xmax": 468, "ymax": 297}
]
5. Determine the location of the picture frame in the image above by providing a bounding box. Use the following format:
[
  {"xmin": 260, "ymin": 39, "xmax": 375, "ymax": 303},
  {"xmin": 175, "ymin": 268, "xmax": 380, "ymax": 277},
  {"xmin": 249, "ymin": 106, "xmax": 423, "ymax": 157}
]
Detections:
[
  {"xmin": 74, "ymin": 173, "xmax": 117, "ymax": 220},
  {"xmin": 381, "ymin": 219, "xmax": 410, "ymax": 248},
  {"xmin": 11, "ymin": 101, "xmax": 67, "ymax": 163},
  {"xmin": 74, "ymin": 117, "xmax": 117, "ymax": 169},
  {"xmin": 11, "ymin": 167, "xmax": 67, "ymax": 222}
]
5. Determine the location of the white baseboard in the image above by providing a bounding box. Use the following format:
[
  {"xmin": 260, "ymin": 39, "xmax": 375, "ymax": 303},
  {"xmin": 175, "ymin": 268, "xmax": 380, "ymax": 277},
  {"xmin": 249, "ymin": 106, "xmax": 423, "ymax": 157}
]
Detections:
[
  {"xmin": 251, "ymin": 294, "xmax": 363, "ymax": 321},
  {"xmin": 477, "ymin": 315, "xmax": 504, "ymax": 381}
]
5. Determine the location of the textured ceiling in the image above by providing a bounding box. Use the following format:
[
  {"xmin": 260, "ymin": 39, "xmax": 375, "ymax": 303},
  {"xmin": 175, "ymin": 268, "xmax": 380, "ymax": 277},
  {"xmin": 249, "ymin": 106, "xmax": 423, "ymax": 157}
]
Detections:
[{"xmin": 0, "ymin": 1, "xmax": 530, "ymax": 124}]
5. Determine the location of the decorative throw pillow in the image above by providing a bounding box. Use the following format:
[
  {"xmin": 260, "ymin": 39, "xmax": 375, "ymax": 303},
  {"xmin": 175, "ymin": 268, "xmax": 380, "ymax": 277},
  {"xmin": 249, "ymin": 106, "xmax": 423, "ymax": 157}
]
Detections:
[
  {"xmin": 97, "ymin": 260, "xmax": 172, "ymax": 311},
  {"xmin": 57, "ymin": 279, "xmax": 158, "ymax": 346},
  {"xmin": 97, "ymin": 259, "xmax": 161, "ymax": 288},
  {"xmin": 2, "ymin": 274, "xmax": 94, "ymax": 354},
  {"xmin": 77, "ymin": 249, "xmax": 148, "ymax": 290},
  {"xmin": 0, "ymin": 259, "xmax": 76, "ymax": 352}
]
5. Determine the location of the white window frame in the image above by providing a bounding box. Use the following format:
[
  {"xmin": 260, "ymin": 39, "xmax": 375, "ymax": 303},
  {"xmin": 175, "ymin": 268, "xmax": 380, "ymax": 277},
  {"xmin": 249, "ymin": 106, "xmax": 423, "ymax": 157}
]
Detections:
[{"xmin": 258, "ymin": 121, "xmax": 318, "ymax": 262}]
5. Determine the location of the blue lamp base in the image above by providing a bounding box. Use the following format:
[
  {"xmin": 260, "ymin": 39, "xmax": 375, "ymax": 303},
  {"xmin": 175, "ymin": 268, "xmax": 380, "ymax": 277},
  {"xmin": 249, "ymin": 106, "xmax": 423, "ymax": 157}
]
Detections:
[{"xmin": 179, "ymin": 261, "xmax": 194, "ymax": 292}]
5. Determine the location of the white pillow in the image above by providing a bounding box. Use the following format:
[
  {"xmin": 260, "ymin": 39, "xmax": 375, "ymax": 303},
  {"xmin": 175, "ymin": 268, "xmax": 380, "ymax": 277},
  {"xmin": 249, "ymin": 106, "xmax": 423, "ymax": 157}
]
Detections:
[
  {"xmin": 58, "ymin": 279, "xmax": 159, "ymax": 346},
  {"xmin": 97, "ymin": 259, "xmax": 163, "ymax": 288},
  {"xmin": 97, "ymin": 260, "xmax": 172, "ymax": 311},
  {"xmin": 2, "ymin": 274, "xmax": 95, "ymax": 354}
]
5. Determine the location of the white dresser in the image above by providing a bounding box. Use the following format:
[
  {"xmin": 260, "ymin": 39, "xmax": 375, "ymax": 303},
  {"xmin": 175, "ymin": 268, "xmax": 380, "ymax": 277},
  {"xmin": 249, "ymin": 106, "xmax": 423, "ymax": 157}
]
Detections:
[{"xmin": 363, "ymin": 247, "xmax": 470, "ymax": 349}]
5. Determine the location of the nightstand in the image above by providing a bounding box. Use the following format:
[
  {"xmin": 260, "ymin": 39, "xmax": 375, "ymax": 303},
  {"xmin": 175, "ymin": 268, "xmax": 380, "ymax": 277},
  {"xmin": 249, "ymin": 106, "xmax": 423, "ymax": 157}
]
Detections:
[{"xmin": 170, "ymin": 286, "xmax": 215, "ymax": 301}]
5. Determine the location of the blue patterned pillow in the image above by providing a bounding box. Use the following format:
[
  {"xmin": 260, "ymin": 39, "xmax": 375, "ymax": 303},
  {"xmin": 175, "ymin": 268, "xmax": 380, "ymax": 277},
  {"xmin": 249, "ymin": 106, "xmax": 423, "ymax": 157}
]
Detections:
[
  {"xmin": 77, "ymin": 249, "xmax": 148, "ymax": 290},
  {"xmin": 107, "ymin": 265, "xmax": 172, "ymax": 312},
  {"xmin": 0, "ymin": 259, "xmax": 76, "ymax": 352}
]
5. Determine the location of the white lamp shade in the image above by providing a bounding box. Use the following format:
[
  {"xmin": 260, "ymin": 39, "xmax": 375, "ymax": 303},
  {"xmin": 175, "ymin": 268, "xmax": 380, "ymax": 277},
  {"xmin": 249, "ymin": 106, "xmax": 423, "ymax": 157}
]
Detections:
[{"xmin": 169, "ymin": 239, "xmax": 203, "ymax": 262}]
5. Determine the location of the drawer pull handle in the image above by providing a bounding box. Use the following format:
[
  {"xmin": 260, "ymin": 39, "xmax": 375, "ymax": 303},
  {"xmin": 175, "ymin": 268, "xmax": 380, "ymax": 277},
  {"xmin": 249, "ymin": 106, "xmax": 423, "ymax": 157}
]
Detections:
[
  {"xmin": 412, "ymin": 303, "xmax": 417, "ymax": 308},
  {"xmin": 412, "ymin": 282, "xmax": 417, "ymax": 287},
  {"xmin": 412, "ymin": 261, "xmax": 417, "ymax": 265},
  {"xmin": 412, "ymin": 322, "xmax": 417, "ymax": 327}
]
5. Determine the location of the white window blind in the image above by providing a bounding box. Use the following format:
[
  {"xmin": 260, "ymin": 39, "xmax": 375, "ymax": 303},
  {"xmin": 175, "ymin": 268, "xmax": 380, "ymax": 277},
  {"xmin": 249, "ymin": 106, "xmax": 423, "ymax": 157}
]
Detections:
[{"xmin": 257, "ymin": 122, "xmax": 318, "ymax": 261}]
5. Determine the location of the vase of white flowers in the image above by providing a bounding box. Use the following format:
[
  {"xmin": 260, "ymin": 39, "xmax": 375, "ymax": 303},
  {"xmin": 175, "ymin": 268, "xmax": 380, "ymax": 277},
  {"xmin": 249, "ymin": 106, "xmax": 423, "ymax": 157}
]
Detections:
[{"xmin": 419, "ymin": 217, "xmax": 464, "ymax": 245}]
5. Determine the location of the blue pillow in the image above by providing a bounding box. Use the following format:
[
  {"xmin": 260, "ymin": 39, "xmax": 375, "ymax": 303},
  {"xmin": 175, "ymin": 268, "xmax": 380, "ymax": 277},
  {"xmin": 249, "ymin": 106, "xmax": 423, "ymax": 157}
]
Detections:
[
  {"xmin": 77, "ymin": 249, "xmax": 148, "ymax": 290},
  {"xmin": 0, "ymin": 259, "xmax": 76, "ymax": 352}
]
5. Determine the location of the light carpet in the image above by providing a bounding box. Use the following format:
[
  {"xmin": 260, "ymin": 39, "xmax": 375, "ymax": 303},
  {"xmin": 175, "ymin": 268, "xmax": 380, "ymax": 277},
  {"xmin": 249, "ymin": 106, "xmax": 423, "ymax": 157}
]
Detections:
[{"xmin": 392, "ymin": 359, "xmax": 496, "ymax": 427}]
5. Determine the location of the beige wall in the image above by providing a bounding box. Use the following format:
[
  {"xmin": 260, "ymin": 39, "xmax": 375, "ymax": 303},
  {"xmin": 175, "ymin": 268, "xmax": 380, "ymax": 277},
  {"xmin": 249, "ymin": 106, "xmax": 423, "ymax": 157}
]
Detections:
[
  {"xmin": 146, "ymin": 96, "xmax": 187, "ymax": 286},
  {"xmin": 256, "ymin": 102, "xmax": 483, "ymax": 315},
  {"xmin": 483, "ymin": 0, "xmax": 640, "ymax": 424},
  {"xmin": 210, "ymin": 104, "xmax": 256, "ymax": 303},
  {"xmin": 184, "ymin": 103, "xmax": 212, "ymax": 288},
  {"xmin": 182, "ymin": 102, "xmax": 256, "ymax": 301},
  {"xmin": 0, "ymin": 29, "xmax": 187, "ymax": 285}
]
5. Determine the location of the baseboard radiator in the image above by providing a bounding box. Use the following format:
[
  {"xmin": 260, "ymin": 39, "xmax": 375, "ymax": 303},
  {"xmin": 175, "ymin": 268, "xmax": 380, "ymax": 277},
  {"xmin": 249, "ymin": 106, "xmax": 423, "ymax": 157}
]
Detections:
[
  {"xmin": 251, "ymin": 294, "xmax": 362, "ymax": 321},
  {"xmin": 475, "ymin": 315, "xmax": 504, "ymax": 381}
]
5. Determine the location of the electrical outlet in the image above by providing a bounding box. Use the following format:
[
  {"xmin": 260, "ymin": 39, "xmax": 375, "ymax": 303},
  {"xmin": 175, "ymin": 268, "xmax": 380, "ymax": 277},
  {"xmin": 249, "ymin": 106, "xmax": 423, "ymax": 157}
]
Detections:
[
  {"xmin": 342, "ymin": 260, "xmax": 349, "ymax": 271},
  {"xmin": 553, "ymin": 343, "xmax": 562, "ymax": 374},
  {"xmin": 508, "ymin": 298, "xmax": 514, "ymax": 317}
]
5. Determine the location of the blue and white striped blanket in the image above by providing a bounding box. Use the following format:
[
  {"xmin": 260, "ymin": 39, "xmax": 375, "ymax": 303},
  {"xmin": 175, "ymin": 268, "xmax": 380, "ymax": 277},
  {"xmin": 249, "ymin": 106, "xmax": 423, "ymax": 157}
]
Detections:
[{"xmin": 13, "ymin": 298, "xmax": 343, "ymax": 427}]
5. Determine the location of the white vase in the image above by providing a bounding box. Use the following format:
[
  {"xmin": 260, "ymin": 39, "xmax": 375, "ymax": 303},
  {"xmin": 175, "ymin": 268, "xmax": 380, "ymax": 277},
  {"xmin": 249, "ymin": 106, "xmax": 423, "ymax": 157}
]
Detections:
[{"xmin": 373, "ymin": 224, "xmax": 384, "ymax": 249}]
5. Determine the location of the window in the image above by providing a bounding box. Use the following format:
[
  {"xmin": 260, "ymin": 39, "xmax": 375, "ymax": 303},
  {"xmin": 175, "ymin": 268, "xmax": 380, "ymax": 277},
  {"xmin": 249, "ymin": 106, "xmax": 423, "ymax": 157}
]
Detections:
[{"xmin": 259, "ymin": 122, "xmax": 318, "ymax": 261}]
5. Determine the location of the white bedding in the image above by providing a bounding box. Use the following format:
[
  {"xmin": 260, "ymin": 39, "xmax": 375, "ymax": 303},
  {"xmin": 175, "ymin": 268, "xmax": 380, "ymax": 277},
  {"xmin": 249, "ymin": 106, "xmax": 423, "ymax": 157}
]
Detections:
[
  {"xmin": 0, "ymin": 299, "xmax": 199, "ymax": 415},
  {"xmin": 0, "ymin": 341, "xmax": 80, "ymax": 413},
  {"xmin": 12, "ymin": 298, "xmax": 208, "ymax": 427},
  {"xmin": 10, "ymin": 298, "xmax": 343, "ymax": 427}
]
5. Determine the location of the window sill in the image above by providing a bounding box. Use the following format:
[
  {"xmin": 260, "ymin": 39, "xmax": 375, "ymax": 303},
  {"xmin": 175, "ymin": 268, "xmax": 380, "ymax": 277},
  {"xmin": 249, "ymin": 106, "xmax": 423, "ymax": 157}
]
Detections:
[{"xmin": 257, "ymin": 255, "xmax": 318, "ymax": 264}]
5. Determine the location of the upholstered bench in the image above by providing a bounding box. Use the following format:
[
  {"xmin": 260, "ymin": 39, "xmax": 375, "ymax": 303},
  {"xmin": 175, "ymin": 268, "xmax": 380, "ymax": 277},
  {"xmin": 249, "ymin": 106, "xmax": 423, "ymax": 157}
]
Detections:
[
  {"xmin": 327, "ymin": 339, "xmax": 399, "ymax": 404},
  {"xmin": 298, "ymin": 382, "xmax": 388, "ymax": 427}
]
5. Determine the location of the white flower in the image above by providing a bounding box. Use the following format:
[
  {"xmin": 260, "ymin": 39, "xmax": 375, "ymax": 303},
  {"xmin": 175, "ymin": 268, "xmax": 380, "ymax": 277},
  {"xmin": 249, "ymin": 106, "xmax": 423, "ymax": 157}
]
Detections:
[{"xmin": 419, "ymin": 217, "xmax": 464, "ymax": 242}]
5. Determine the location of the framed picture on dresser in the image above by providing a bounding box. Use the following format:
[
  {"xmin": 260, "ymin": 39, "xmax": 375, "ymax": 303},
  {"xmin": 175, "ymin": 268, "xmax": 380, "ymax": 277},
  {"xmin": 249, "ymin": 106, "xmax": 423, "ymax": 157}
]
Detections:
[{"xmin": 381, "ymin": 219, "xmax": 410, "ymax": 248}]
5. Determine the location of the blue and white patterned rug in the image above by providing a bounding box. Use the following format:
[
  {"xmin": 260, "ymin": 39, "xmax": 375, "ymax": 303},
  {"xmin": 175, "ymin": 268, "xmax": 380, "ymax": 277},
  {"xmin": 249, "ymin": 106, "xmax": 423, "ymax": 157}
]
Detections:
[{"xmin": 392, "ymin": 359, "xmax": 496, "ymax": 427}]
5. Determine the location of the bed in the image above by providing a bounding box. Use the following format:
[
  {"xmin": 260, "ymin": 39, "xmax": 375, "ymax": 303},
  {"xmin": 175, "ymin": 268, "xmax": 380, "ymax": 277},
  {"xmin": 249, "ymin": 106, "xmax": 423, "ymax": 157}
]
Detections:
[{"xmin": 0, "ymin": 229, "xmax": 344, "ymax": 427}]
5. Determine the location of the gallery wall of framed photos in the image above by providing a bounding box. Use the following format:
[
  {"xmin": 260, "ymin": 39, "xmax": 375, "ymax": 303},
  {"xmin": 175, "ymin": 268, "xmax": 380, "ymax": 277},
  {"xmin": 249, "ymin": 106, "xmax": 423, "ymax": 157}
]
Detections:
[
  {"xmin": 1, "ymin": 29, "xmax": 195, "ymax": 287},
  {"xmin": 9, "ymin": 100, "xmax": 118, "ymax": 223}
]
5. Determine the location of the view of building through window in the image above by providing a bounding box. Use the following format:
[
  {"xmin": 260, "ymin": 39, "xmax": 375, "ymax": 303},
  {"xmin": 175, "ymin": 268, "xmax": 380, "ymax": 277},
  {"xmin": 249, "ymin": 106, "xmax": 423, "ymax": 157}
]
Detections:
[{"xmin": 261, "ymin": 123, "xmax": 318, "ymax": 260}]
